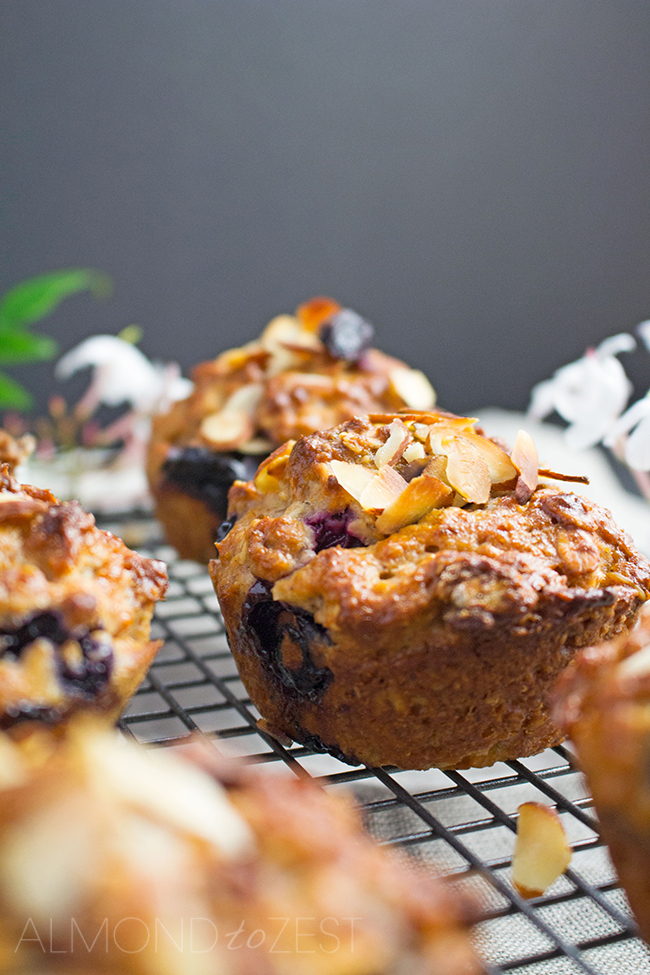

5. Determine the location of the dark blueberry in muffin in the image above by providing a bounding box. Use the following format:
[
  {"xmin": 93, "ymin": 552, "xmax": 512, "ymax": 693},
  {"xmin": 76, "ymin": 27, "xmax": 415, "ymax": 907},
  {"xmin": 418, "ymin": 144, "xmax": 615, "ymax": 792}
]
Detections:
[
  {"xmin": 305, "ymin": 510, "xmax": 365, "ymax": 553},
  {"xmin": 162, "ymin": 447, "xmax": 263, "ymax": 520},
  {"xmin": 319, "ymin": 309, "xmax": 374, "ymax": 363},
  {"xmin": 0, "ymin": 611, "xmax": 114, "ymax": 700},
  {"xmin": 242, "ymin": 580, "xmax": 332, "ymax": 701},
  {"xmin": 0, "ymin": 612, "xmax": 69, "ymax": 660}
]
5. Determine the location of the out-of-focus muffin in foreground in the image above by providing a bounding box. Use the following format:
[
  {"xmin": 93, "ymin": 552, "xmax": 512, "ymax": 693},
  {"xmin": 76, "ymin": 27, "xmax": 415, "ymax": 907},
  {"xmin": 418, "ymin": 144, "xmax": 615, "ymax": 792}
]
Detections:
[
  {"xmin": 555, "ymin": 604, "xmax": 650, "ymax": 943},
  {"xmin": 0, "ymin": 461, "xmax": 167, "ymax": 732},
  {"xmin": 0, "ymin": 724, "xmax": 482, "ymax": 974},
  {"xmin": 211, "ymin": 411, "xmax": 650, "ymax": 770},
  {"xmin": 147, "ymin": 297, "xmax": 435, "ymax": 561}
]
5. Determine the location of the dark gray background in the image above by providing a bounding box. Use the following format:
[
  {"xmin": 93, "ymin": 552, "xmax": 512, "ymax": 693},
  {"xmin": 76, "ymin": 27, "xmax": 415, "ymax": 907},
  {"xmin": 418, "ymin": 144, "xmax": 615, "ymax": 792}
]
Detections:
[{"xmin": 2, "ymin": 1, "xmax": 650, "ymax": 415}]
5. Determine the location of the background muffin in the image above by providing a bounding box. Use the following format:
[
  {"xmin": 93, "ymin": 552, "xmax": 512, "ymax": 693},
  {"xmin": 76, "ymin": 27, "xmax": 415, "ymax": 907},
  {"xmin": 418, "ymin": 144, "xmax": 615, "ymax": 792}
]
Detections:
[
  {"xmin": 0, "ymin": 724, "xmax": 482, "ymax": 975},
  {"xmin": 554, "ymin": 605, "xmax": 650, "ymax": 944},
  {"xmin": 211, "ymin": 412, "xmax": 650, "ymax": 770},
  {"xmin": 147, "ymin": 297, "xmax": 435, "ymax": 561},
  {"xmin": 0, "ymin": 465, "xmax": 167, "ymax": 732}
]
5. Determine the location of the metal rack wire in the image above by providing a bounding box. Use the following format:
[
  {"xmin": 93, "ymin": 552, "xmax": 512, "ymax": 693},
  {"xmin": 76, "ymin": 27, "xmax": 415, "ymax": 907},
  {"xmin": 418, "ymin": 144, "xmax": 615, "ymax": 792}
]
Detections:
[{"xmin": 107, "ymin": 512, "xmax": 650, "ymax": 975}]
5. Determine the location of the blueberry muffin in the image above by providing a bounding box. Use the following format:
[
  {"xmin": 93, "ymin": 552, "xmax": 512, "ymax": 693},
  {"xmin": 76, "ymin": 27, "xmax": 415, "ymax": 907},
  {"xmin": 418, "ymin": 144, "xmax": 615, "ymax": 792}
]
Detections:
[
  {"xmin": 147, "ymin": 297, "xmax": 435, "ymax": 561},
  {"xmin": 211, "ymin": 412, "xmax": 650, "ymax": 770},
  {"xmin": 0, "ymin": 465, "xmax": 167, "ymax": 731},
  {"xmin": 0, "ymin": 724, "xmax": 482, "ymax": 975},
  {"xmin": 554, "ymin": 604, "xmax": 650, "ymax": 942}
]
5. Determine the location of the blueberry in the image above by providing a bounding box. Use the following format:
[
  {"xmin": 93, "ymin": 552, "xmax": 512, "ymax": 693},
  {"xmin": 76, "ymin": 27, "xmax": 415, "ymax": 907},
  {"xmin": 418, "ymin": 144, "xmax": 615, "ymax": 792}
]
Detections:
[
  {"xmin": 162, "ymin": 447, "xmax": 264, "ymax": 519},
  {"xmin": 319, "ymin": 309, "xmax": 374, "ymax": 362},
  {"xmin": 242, "ymin": 580, "xmax": 332, "ymax": 700},
  {"xmin": 305, "ymin": 509, "xmax": 365, "ymax": 553},
  {"xmin": 0, "ymin": 611, "xmax": 114, "ymax": 700}
]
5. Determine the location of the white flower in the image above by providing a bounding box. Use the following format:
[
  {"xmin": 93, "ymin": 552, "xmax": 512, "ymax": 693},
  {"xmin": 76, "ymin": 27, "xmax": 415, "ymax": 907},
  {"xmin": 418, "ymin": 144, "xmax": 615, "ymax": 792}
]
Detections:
[
  {"xmin": 604, "ymin": 395, "xmax": 650, "ymax": 471},
  {"xmin": 528, "ymin": 333, "xmax": 635, "ymax": 450},
  {"xmin": 56, "ymin": 335, "xmax": 191, "ymax": 415}
]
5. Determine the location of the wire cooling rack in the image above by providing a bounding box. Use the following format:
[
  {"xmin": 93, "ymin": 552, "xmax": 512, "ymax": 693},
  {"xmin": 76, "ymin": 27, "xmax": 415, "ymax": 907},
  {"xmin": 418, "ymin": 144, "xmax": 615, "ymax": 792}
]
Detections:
[{"xmin": 104, "ymin": 512, "xmax": 650, "ymax": 975}]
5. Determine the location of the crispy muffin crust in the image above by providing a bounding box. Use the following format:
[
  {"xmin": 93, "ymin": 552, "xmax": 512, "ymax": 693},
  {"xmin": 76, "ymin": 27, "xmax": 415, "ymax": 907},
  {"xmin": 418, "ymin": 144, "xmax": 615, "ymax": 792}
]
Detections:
[
  {"xmin": 0, "ymin": 467, "xmax": 167, "ymax": 730},
  {"xmin": 554, "ymin": 605, "xmax": 650, "ymax": 943},
  {"xmin": 147, "ymin": 298, "xmax": 435, "ymax": 561},
  {"xmin": 211, "ymin": 414, "xmax": 650, "ymax": 770},
  {"xmin": 0, "ymin": 726, "xmax": 483, "ymax": 975}
]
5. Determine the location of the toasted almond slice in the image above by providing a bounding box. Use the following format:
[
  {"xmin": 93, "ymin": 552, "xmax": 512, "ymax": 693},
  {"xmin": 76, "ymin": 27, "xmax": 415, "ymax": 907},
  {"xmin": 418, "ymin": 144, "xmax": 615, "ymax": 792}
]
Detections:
[
  {"xmin": 359, "ymin": 465, "xmax": 408, "ymax": 511},
  {"xmin": 254, "ymin": 442, "xmax": 294, "ymax": 493},
  {"xmin": 375, "ymin": 474, "xmax": 453, "ymax": 534},
  {"xmin": 296, "ymin": 296, "xmax": 342, "ymax": 332},
  {"xmin": 403, "ymin": 441, "xmax": 426, "ymax": 463},
  {"xmin": 223, "ymin": 382, "xmax": 264, "ymax": 414},
  {"xmin": 511, "ymin": 430, "xmax": 539, "ymax": 504},
  {"xmin": 389, "ymin": 368, "xmax": 436, "ymax": 410},
  {"xmin": 374, "ymin": 419, "xmax": 410, "ymax": 468},
  {"xmin": 261, "ymin": 315, "xmax": 322, "ymax": 353},
  {"xmin": 618, "ymin": 644, "xmax": 650, "ymax": 682},
  {"xmin": 538, "ymin": 468, "xmax": 590, "ymax": 485},
  {"xmin": 424, "ymin": 454, "xmax": 449, "ymax": 483},
  {"xmin": 458, "ymin": 432, "xmax": 518, "ymax": 484},
  {"xmin": 200, "ymin": 410, "xmax": 254, "ymax": 449},
  {"xmin": 214, "ymin": 341, "xmax": 266, "ymax": 373},
  {"xmin": 512, "ymin": 802, "xmax": 572, "ymax": 899},
  {"xmin": 444, "ymin": 437, "xmax": 491, "ymax": 504},
  {"xmin": 412, "ymin": 423, "xmax": 432, "ymax": 442},
  {"xmin": 427, "ymin": 418, "xmax": 480, "ymax": 454},
  {"xmin": 237, "ymin": 437, "xmax": 274, "ymax": 455},
  {"xmin": 330, "ymin": 459, "xmax": 376, "ymax": 503}
]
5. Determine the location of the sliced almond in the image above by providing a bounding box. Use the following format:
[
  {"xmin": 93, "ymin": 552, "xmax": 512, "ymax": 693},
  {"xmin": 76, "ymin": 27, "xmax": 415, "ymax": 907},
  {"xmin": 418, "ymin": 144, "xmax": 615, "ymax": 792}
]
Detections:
[
  {"xmin": 237, "ymin": 437, "xmax": 274, "ymax": 455},
  {"xmin": 424, "ymin": 454, "xmax": 449, "ymax": 483},
  {"xmin": 222, "ymin": 382, "xmax": 264, "ymax": 414},
  {"xmin": 512, "ymin": 802, "xmax": 572, "ymax": 899},
  {"xmin": 374, "ymin": 419, "xmax": 410, "ymax": 468},
  {"xmin": 200, "ymin": 410, "xmax": 254, "ymax": 450},
  {"xmin": 296, "ymin": 296, "xmax": 342, "ymax": 333},
  {"xmin": 618, "ymin": 644, "xmax": 650, "ymax": 682},
  {"xmin": 403, "ymin": 441, "xmax": 426, "ymax": 463},
  {"xmin": 330, "ymin": 459, "xmax": 375, "ymax": 503},
  {"xmin": 359, "ymin": 465, "xmax": 408, "ymax": 511},
  {"xmin": 254, "ymin": 442, "xmax": 294, "ymax": 493},
  {"xmin": 457, "ymin": 432, "xmax": 517, "ymax": 484},
  {"xmin": 511, "ymin": 430, "xmax": 539, "ymax": 504},
  {"xmin": 375, "ymin": 474, "xmax": 453, "ymax": 534},
  {"xmin": 261, "ymin": 314, "xmax": 322, "ymax": 353},
  {"xmin": 444, "ymin": 437, "xmax": 491, "ymax": 504},
  {"xmin": 413, "ymin": 423, "xmax": 432, "ymax": 442},
  {"xmin": 389, "ymin": 368, "xmax": 436, "ymax": 410},
  {"xmin": 427, "ymin": 418, "xmax": 480, "ymax": 454}
]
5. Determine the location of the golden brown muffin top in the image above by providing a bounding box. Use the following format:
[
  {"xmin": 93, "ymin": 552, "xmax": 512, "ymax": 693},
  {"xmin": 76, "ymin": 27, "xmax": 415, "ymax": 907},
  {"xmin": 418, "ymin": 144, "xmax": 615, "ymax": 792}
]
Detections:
[
  {"xmin": 149, "ymin": 297, "xmax": 436, "ymax": 459},
  {"xmin": 215, "ymin": 412, "xmax": 650, "ymax": 630},
  {"xmin": 0, "ymin": 465, "xmax": 167, "ymax": 638}
]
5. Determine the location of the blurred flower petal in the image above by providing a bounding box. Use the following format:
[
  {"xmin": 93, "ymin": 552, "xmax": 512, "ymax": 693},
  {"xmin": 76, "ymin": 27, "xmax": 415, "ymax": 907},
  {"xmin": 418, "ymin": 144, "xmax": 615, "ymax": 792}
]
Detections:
[
  {"xmin": 626, "ymin": 414, "xmax": 650, "ymax": 471},
  {"xmin": 597, "ymin": 333, "xmax": 636, "ymax": 358},
  {"xmin": 527, "ymin": 341, "xmax": 632, "ymax": 449},
  {"xmin": 604, "ymin": 396, "xmax": 650, "ymax": 447},
  {"xmin": 637, "ymin": 320, "xmax": 650, "ymax": 352}
]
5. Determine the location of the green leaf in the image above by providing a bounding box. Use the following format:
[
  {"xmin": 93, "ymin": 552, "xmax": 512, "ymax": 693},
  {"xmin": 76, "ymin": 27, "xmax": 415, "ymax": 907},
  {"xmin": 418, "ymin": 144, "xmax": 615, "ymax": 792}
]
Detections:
[
  {"xmin": 0, "ymin": 269, "xmax": 112, "ymax": 332},
  {"xmin": 0, "ymin": 331, "xmax": 59, "ymax": 365},
  {"xmin": 0, "ymin": 372, "xmax": 33, "ymax": 410}
]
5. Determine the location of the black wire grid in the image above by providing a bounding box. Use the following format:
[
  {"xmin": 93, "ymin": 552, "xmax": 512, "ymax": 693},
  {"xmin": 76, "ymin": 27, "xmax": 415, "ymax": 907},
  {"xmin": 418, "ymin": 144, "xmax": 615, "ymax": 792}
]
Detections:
[{"xmin": 107, "ymin": 514, "xmax": 650, "ymax": 975}]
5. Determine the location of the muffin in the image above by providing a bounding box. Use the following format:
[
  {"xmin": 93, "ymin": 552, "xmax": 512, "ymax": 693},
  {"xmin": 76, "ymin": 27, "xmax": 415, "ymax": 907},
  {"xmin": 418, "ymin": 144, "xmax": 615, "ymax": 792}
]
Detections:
[
  {"xmin": 554, "ymin": 604, "xmax": 650, "ymax": 942},
  {"xmin": 147, "ymin": 297, "xmax": 435, "ymax": 561},
  {"xmin": 211, "ymin": 411, "xmax": 650, "ymax": 770},
  {"xmin": 0, "ymin": 465, "xmax": 167, "ymax": 732},
  {"xmin": 0, "ymin": 723, "xmax": 482, "ymax": 975}
]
